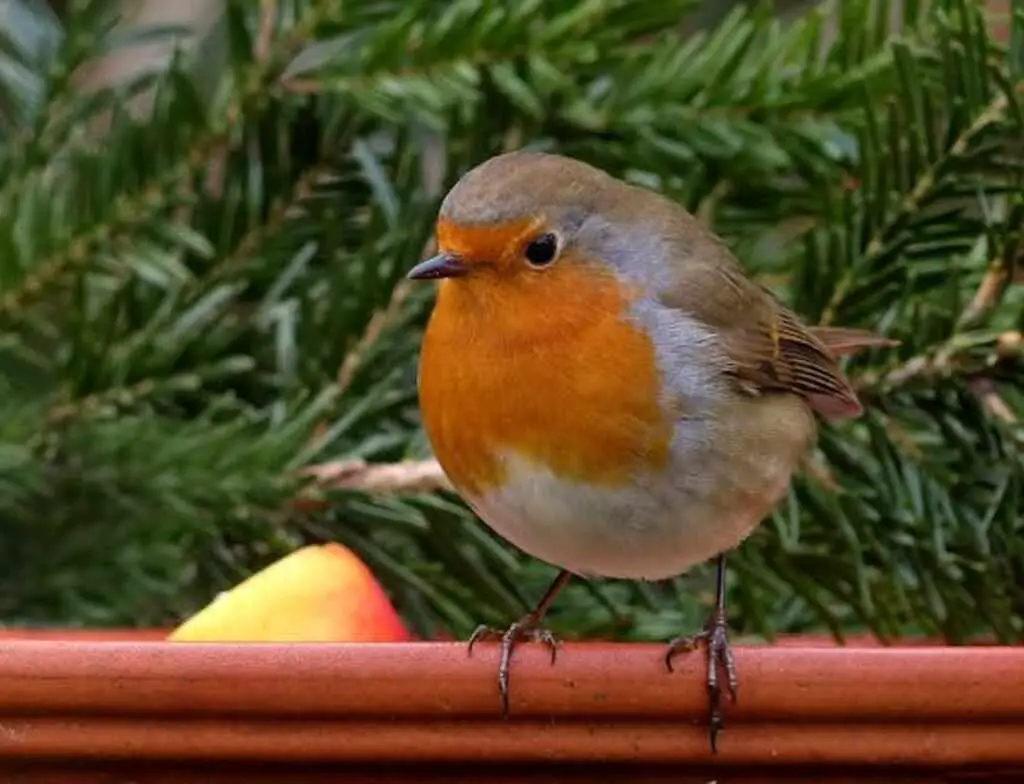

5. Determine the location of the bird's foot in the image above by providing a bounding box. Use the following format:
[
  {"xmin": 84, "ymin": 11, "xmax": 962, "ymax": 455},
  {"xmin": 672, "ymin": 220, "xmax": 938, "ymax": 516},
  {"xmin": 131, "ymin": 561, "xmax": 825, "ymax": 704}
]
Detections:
[
  {"xmin": 468, "ymin": 613, "xmax": 559, "ymax": 718},
  {"xmin": 665, "ymin": 609, "xmax": 738, "ymax": 753}
]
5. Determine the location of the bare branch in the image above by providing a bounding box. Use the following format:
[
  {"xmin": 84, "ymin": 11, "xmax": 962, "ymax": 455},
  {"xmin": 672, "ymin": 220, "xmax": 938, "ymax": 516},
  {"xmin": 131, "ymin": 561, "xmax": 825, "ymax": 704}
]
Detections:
[
  {"xmin": 960, "ymin": 262, "xmax": 1011, "ymax": 326},
  {"xmin": 336, "ymin": 280, "xmax": 414, "ymax": 394},
  {"xmin": 303, "ymin": 458, "xmax": 451, "ymax": 494}
]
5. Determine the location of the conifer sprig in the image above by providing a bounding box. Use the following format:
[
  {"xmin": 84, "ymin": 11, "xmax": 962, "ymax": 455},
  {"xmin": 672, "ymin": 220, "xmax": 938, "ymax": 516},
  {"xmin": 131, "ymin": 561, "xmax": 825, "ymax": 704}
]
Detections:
[{"xmin": 0, "ymin": 0, "xmax": 1020, "ymax": 641}]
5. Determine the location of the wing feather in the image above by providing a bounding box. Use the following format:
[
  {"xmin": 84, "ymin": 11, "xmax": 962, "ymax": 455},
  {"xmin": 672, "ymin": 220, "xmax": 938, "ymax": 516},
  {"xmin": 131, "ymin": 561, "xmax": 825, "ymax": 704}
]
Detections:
[{"xmin": 659, "ymin": 251, "xmax": 869, "ymax": 421}]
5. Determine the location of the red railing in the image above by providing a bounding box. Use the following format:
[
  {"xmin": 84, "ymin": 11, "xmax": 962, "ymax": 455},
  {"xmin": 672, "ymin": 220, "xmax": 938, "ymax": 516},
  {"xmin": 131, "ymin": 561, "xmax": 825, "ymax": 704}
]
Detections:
[{"xmin": 0, "ymin": 636, "xmax": 1022, "ymax": 781}]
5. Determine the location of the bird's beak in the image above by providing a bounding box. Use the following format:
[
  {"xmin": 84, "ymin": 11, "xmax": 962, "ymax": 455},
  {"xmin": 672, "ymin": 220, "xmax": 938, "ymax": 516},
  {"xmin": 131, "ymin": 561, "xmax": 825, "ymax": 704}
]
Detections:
[{"xmin": 406, "ymin": 252, "xmax": 469, "ymax": 281}]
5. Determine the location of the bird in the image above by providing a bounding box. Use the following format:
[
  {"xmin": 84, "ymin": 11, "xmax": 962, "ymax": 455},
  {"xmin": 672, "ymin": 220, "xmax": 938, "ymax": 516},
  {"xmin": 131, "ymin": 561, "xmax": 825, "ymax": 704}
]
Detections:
[{"xmin": 406, "ymin": 150, "xmax": 893, "ymax": 751}]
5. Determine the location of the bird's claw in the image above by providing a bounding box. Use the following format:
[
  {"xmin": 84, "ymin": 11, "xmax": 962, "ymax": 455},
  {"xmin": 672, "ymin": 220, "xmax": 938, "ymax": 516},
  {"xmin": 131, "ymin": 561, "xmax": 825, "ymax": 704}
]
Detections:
[
  {"xmin": 665, "ymin": 610, "xmax": 738, "ymax": 753},
  {"xmin": 468, "ymin": 614, "xmax": 559, "ymax": 717}
]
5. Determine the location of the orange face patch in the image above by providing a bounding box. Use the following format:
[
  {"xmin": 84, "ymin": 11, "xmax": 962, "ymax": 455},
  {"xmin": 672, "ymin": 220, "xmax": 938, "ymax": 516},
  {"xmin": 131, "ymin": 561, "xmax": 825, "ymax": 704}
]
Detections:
[
  {"xmin": 435, "ymin": 216, "xmax": 543, "ymax": 273},
  {"xmin": 418, "ymin": 225, "xmax": 673, "ymax": 496}
]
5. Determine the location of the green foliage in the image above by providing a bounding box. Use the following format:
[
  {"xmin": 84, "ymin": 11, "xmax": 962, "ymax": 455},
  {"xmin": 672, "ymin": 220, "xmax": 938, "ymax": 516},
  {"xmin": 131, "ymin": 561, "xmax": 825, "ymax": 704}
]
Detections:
[{"xmin": 0, "ymin": 0, "xmax": 1021, "ymax": 642}]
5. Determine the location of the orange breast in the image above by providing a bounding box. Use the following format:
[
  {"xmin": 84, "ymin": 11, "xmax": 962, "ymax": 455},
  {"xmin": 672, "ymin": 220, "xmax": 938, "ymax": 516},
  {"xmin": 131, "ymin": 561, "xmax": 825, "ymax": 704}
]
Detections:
[{"xmin": 417, "ymin": 259, "xmax": 673, "ymax": 497}]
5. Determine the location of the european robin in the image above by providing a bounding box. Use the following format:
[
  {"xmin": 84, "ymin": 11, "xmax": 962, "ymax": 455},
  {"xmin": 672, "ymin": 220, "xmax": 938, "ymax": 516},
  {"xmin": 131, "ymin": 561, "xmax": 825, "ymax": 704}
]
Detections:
[{"xmin": 407, "ymin": 151, "xmax": 893, "ymax": 751}]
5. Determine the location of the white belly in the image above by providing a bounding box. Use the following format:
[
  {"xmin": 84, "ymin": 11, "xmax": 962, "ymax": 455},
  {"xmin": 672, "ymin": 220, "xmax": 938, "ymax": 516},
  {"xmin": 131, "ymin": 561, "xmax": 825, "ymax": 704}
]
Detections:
[{"xmin": 464, "ymin": 397, "xmax": 814, "ymax": 581}]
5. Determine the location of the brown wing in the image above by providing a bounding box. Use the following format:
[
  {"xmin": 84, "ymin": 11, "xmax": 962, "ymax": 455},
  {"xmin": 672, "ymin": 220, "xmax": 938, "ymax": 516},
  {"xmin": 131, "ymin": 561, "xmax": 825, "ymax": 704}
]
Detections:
[
  {"xmin": 724, "ymin": 297, "xmax": 864, "ymax": 421},
  {"xmin": 660, "ymin": 247, "xmax": 865, "ymax": 422}
]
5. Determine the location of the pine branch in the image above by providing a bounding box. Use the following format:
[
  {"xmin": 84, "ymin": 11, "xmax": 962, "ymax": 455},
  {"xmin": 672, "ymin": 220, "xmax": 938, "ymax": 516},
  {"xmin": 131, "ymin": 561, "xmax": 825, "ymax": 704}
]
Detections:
[
  {"xmin": 1, "ymin": 0, "xmax": 1022, "ymax": 644},
  {"xmin": 0, "ymin": 0, "xmax": 345, "ymax": 323},
  {"xmin": 820, "ymin": 86, "xmax": 1019, "ymax": 325}
]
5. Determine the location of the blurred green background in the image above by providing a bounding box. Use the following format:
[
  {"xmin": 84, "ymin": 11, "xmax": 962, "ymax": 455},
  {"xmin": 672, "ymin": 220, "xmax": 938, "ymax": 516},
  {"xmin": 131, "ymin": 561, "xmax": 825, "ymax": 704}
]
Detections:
[{"xmin": 0, "ymin": 0, "xmax": 1021, "ymax": 643}]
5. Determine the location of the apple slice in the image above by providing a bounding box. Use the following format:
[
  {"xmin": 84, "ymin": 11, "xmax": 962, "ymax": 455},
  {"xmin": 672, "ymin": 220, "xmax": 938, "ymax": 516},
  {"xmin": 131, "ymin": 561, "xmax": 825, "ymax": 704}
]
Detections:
[{"xmin": 168, "ymin": 543, "xmax": 410, "ymax": 642}]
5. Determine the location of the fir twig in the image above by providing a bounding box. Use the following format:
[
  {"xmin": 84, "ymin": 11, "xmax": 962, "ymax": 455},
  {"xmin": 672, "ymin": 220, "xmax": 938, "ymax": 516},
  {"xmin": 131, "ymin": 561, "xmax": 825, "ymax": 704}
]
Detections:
[{"xmin": 0, "ymin": 0, "xmax": 1021, "ymax": 641}]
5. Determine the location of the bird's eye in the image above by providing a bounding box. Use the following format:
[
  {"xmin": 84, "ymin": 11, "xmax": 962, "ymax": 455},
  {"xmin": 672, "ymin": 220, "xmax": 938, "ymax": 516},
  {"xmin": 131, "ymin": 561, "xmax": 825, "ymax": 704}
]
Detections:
[{"xmin": 524, "ymin": 233, "xmax": 559, "ymax": 268}]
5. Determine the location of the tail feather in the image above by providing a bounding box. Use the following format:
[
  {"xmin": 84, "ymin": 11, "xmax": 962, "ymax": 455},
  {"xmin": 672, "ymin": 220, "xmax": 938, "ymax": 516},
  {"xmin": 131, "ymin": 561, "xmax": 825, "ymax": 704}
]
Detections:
[{"xmin": 810, "ymin": 326, "xmax": 899, "ymax": 357}]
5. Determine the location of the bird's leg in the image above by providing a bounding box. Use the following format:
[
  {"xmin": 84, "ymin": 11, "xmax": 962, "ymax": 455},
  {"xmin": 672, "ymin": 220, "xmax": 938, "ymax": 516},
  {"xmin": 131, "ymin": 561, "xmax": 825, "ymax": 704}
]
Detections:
[
  {"xmin": 468, "ymin": 569, "xmax": 572, "ymax": 717},
  {"xmin": 665, "ymin": 553, "xmax": 738, "ymax": 753}
]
